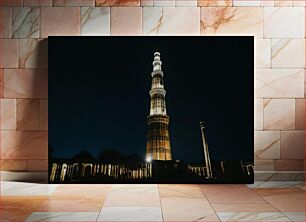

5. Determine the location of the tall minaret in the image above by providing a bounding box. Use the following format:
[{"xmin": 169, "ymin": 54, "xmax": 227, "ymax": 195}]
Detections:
[
  {"xmin": 146, "ymin": 52, "xmax": 172, "ymax": 161},
  {"xmin": 200, "ymin": 122, "xmax": 213, "ymax": 179}
]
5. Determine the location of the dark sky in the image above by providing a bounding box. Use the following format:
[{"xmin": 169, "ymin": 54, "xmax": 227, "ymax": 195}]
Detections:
[{"xmin": 49, "ymin": 36, "xmax": 254, "ymax": 163}]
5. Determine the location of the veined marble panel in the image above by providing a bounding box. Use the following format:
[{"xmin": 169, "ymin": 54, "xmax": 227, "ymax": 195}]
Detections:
[
  {"xmin": 0, "ymin": 0, "xmax": 23, "ymax": 6},
  {"xmin": 200, "ymin": 7, "xmax": 263, "ymax": 38},
  {"xmin": 0, "ymin": 99, "xmax": 16, "ymax": 130},
  {"xmin": 141, "ymin": 0, "xmax": 153, "ymax": 6},
  {"xmin": 19, "ymin": 39, "xmax": 48, "ymax": 68},
  {"xmin": 255, "ymin": 131, "xmax": 280, "ymax": 160},
  {"xmin": 154, "ymin": 0, "xmax": 175, "ymax": 6},
  {"xmin": 26, "ymin": 212, "xmax": 99, "ymax": 222},
  {"xmin": 295, "ymin": 99, "xmax": 305, "ymax": 130},
  {"xmin": 272, "ymin": 39, "xmax": 305, "ymax": 68},
  {"xmin": 280, "ymin": 131, "xmax": 305, "ymax": 160},
  {"xmin": 0, "ymin": 131, "xmax": 48, "ymax": 159},
  {"xmin": 96, "ymin": 0, "xmax": 140, "ymax": 6},
  {"xmin": 274, "ymin": 0, "xmax": 293, "ymax": 6},
  {"xmin": 212, "ymin": 203, "xmax": 278, "ymax": 212},
  {"xmin": 256, "ymin": 69, "xmax": 304, "ymax": 98},
  {"xmin": 0, "ymin": 39, "xmax": 18, "ymax": 68},
  {"xmin": 23, "ymin": 0, "xmax": 52, "ymax": 6},
  {"xmin": 233, "ymin": 0, "xmax": 261, "ymax": 6},
  {"xmin": 39, "ymin": 99, "xmax": 48, "ymax": 130},
  {"xmin": 255, "ymin": 99, "xmax": 263, "ymax": 130},
  {"xmin": 17, "ymin": 99, "xmax": 40, "ymax": 130},
  {"xmin": 254, "ymin": 171, "xmax": 304, "ymax": 181},
  {"xmin": 293, "ymin": 0, "xmax": 305, "ymax": 6},
  {"xmin": 12, "ymin": 7, "xmax": 39, "ymax": 38},
  {"xmin": 0, "ymin": 159, "xmax": 27, "ymax": 171},
  {"xmin": 255, "ymin": 39, "xmax": 271, "ymax": 68},
  {"xmin": 264, "ymin": 7, "xmax": 305, "ymax": 38},
  {"xmin": 261, "ymin": 0, "xmax": 274, "ymax": 6},
  {"xmin": 254, "ymin": 160, "xmax": 274, "ymax": 171},
  {"xmin": 0, "ymin": 7, "xmax": 11, "ymax": 38},
  {"xmin": 275, "ymin": 160, "xmax": 304, "ymax": 171},
  {"xmin": 81, "ymin": 7, "xmax": 110, "ymax": 36},
  {"xmin": 110, "ymin": 7, "xmax": 142, "ymax": 35},
  {"xmin": 40, "ymin": 7, "xmax": 80, "ymax": 38},
  {"xmin": 53, "ymin": 0, "xmax": 95, "ymax": 6},
  {"xmin": 3, "ymin": 69, "xmax": 48, "ymax": 98},
  {"xmin": 98, "ymin": 207, "xmax": 162, "ymax": 221},
  {"xmin": 263, "ymin": 99, "xmax": 295, "ymax": 130},
  {"xmin": 198, "ymin": 0, "xmax": 232, "ymax": 6},
  {"xmin": 217, "ymin": 212, "xmax": 291, "ymax": 221},
  {"xmin": 27, "ymin": 159, "xmax": 48, "ymax": 171},
  {"xmin": 143, "ymin": 7, "xmax": 200, "ymax": 35},
  {"xmin": 176, "ymin": 0, "xmax": 197, "ymax": 6}
]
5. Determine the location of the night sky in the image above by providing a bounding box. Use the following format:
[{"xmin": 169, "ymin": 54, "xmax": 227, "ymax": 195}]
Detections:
[{"xmin": 49, "ymin": 36, "xmax": 254, "ymax": 163}]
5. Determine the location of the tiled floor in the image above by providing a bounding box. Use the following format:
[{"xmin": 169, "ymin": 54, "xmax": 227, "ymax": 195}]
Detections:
[{"xmin": 0, "ymin": 181, "xmax": 305, "ymax": 222}]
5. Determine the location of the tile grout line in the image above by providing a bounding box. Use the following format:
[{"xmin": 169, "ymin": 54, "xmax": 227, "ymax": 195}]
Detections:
[{"xmin": 157, "ymin": 184, "xmax": 165, "ymax": 222}]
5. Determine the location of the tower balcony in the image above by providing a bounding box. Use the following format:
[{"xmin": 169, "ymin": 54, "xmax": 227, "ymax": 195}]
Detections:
[{"xmin": 149, "ymin": 88, "xmax": 166, "ymax": 97}]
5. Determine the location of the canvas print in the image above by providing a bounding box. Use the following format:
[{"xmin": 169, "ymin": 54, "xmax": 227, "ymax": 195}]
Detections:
[{"xmin": 48, "ymin": 36, "xmax": 254, "ymax": 184}]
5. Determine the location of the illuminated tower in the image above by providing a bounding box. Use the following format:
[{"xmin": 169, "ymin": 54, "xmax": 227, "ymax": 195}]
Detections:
[
  {"xmin": 200, "ymin": 122, "xmax": 213, "ymax": 179},
  {"xmin": 146, "ymin": 52, "xmax": 172, "ymax": 161}
]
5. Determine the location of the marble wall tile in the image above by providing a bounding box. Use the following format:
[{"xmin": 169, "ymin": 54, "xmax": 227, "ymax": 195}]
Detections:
[
  {"xmin": 274, "ymin": 0, "xmax": 293, "ymax": 6},
  {"xmin": 40, "ymin": 99, "xmax": 48, "ymax": 130},
  {"xmin": 0, "ymin": 69, "xmax": 3, "ymax": 98},
  {"xmin": 81, "ymin": 7, "xmax": 110, "ymax": 36},
  {"xmin": 295, "ymin": 99, "xmax": 304, "ymax": 130},
  {"xmin": 275, "ymin": 160, "xmax": 304, "ymax": 171},
  {"xmin": 41, "ymin": 7, "xmax": 80, "ymax": 38},
  {"xmin": 0, "ymin": 0, "xmax": 22, "ymax": 6},
  {"xmin": 141, "ymin": 0, "xmax": 153, "ymax": 6},
  {"xmin": 98, "ymin": 207, "xmax": 162, "ymax": 221},
  {"xmin": 198, "ymin": 0, "xmax": 232, "ymax": 6},
  {"xmin": 260, "ymin": 0, "xmax": 274, "ymax": 6},
  {"xmin": 254, "ymin": 160, "xmax": 274, "ymax": 171},
  {"xmin": 233, "ymin": 0, "xmax": 261, "ymax": 6},
  {"xmin": 53, "ymin": 0, "xmax": 95, "ymax": 6},
  {"xmin": 96, "ymin": 0, "xmax": 140, "ymax": 6},
  {"xmin": 293, "ymin": 0, "xmax": 305, "ymax": 6},
  {"xmin": 19, "ymin": 39, "xmax": 48, "ymax": 68},
  {"xmin": 0, "ymin": 7, "xmax": 11, "ymax": 38},
  {"xmin": 0, "ymin": 159, "xmax": 27, "ymax": 171},
  {"xmin": 255, "ymin": 131, "xmax": 280, "ymax": 160},
  {"xmin": 280, "ymin": 131, "xmax": 304, "ymax": 160},
  {"xmin": 1, "ymin": 181, "xmax": 59, "ymax": 195},
  {"xmin": 176, "ymin": 0, "xmax": 197, "ymax": 6},
  {"xmin": 154, "ymin": 0, "xmax": 175, "ymax": 6},
  {"xmin": 23, "ymin": 0, "xmax": 52, "ymax": 6},
  {"xmin": 27, "ymin": 159, "xmax": 47, "ymax": 171},
  {"xmin": 283, "ymin": 213, "xmax": 305, "ymax": 222},
  {"xmin": 200, "ymin": 7, "xmax": 263, "ymax": 38},
  {"xmin": 0, "ymin": 99, "xmax": 16, "ymax": 130},
  {"xmin": 0, "ymin": 39, "xmax": 18, "ymax": 68},
  {"xmin": 264, "ymin": 7, "xmax": 305, "ymax": 38},
  {"xmin": 304, "ymin": 70, "xmax": 306, "ymax": 98},
  {"xmin": 52, "ymin": 184, "xmax": 111, "ymax": 198},
  {"xmin": 143, "ymin": 7, "xmax": 200, "ymax": 35},
  {"xmin": 110, "ymin": 7, "xmax": 142, "ymax": 35},
  {"xmin": 255, "ymin": 99, "xmax": 263, "ymax": 130},
  {"xmin": 263, "ymin": 99, "xmax": 295, "ymax": 130},
  {"xmin": 271, "ymin": 39, "xmax": 305, "ymax": 68},
  {"xmin": 161, "ymin": 197, "xmax": 219, "ymax": 221},
  {"xmin": 12, "ymin": 7, "xmax": 39, "ymax": 38},
  {"xmin": 17, "ymin": 99, "xmax": 40, "ymax": 130},
  {"xmin": 3, "ymin": 69, "xmax": 48, "ymax": 98},
  {"xmin": 255, "ymin": 39, "xmax": 271, "ymax": 68},
  {"xmin": 255, "ymin": 69, "xmax": 304, "ymax": 98},
  {"xmin": 0, "ymin": 131, "xmax": 48, "ymax": 159}
]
